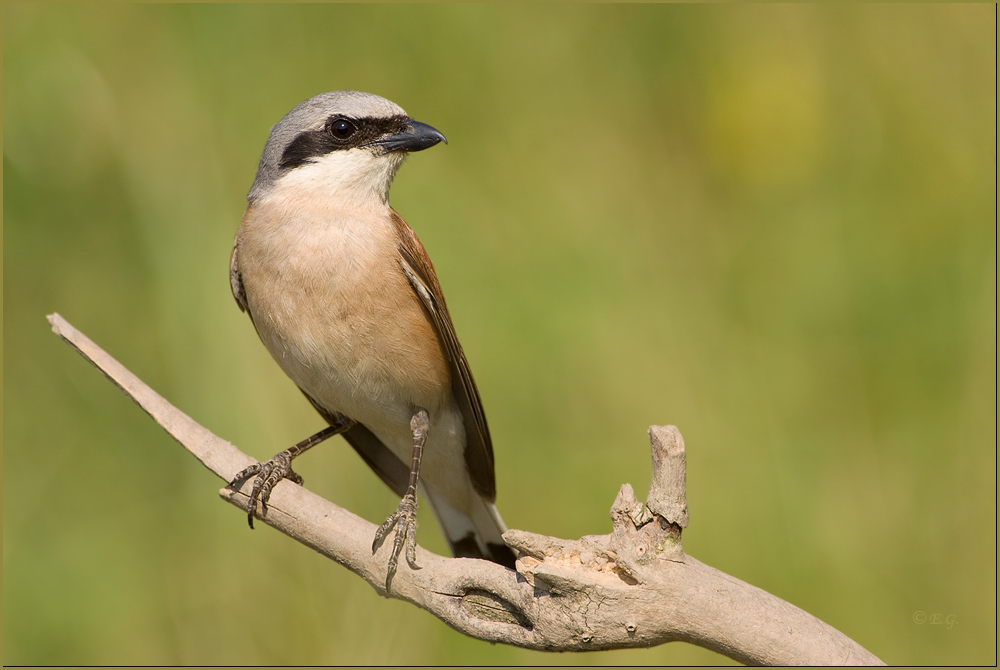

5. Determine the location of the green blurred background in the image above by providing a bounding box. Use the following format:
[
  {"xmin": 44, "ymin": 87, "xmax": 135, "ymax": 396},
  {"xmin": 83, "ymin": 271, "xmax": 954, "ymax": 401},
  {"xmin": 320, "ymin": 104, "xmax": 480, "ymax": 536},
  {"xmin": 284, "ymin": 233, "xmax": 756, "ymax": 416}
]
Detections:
[{"xmin": 4, "ymin": 4, "xmax": 996, "ymax": 665}]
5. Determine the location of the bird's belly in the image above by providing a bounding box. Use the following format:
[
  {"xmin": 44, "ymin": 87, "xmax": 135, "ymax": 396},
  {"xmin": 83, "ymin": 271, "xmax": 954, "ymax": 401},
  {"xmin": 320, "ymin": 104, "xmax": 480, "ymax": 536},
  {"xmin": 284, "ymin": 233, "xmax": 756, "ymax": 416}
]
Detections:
[
  {"xmin": 239, "ymin": 208, "xmax": 452, "ymax": 441},
  {"xmin": 251, "ymin": 266, "xmax": 470, "ymax": 501}
]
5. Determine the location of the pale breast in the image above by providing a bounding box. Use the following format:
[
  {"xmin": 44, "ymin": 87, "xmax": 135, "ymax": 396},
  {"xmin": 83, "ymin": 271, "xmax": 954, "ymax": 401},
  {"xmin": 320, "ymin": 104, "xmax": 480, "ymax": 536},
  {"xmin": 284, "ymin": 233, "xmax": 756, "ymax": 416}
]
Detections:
[{"xmin": 235, "ymin": 194, "xmax": 452, "ymax": 435}]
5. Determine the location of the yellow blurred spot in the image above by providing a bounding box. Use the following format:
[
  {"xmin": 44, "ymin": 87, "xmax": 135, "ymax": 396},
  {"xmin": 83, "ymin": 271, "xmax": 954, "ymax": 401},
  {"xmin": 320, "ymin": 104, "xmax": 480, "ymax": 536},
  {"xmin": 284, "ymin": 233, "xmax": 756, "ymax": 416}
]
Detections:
[{"xmin": 706, "ymin": 59, "xmax": 828, "ymax": 194}]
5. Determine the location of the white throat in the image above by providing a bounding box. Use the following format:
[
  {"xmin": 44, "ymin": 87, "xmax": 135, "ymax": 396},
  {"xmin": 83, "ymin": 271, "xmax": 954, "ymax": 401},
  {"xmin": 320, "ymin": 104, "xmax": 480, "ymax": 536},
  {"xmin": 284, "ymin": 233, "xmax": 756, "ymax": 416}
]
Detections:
[{"xmin": 271, "ymin": 148, "xmax": 406, "ymax": 209}]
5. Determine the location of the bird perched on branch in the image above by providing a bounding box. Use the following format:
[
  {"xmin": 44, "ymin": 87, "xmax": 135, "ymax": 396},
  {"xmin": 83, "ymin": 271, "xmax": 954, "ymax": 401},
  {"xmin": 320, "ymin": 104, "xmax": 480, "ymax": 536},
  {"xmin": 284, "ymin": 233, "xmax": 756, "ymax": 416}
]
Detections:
[{"xmin": 228, "ymin": 91, "xmax": 516, "ymax": 587}]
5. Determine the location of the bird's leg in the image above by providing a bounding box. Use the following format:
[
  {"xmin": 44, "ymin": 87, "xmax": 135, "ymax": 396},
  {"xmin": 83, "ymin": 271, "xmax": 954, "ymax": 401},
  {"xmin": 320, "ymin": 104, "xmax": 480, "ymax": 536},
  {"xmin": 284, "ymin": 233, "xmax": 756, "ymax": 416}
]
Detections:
[
  {"xmin": 373, "ymin": 407, "xmax": 429, "ymax": 591},
  {"xmin": 230, "ymin": 413, "xmax": 355, "ymax": 528}
]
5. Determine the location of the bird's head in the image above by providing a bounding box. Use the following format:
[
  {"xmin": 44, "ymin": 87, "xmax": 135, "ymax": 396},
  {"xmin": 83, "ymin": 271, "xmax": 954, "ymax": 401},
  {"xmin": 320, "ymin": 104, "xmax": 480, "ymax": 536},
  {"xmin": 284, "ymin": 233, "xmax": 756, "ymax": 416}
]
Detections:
[{"xmin": 248, "ymin": 91, "xmax": 446, "ymax": 207}]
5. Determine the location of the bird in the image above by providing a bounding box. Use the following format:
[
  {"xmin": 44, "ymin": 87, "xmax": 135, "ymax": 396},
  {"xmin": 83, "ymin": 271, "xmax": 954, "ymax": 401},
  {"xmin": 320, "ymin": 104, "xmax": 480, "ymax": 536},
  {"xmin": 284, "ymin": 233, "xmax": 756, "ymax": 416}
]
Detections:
[{"xmin": 228, "ymin": 91, "xmax": 516, "ymax": 587}]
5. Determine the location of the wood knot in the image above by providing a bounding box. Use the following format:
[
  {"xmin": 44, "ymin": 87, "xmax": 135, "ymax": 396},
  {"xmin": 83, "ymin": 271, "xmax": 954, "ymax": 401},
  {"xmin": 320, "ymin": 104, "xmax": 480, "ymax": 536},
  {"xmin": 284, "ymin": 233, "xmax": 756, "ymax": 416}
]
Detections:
[{"xmin": 461, "ymin": 589, "xmax": 531, "ymax": 629}]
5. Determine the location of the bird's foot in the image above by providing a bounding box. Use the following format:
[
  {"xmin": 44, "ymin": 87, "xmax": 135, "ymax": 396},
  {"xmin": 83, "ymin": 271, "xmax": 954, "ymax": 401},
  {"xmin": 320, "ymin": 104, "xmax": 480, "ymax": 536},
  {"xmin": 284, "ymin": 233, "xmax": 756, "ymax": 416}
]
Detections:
[
  {"xmin": 230, "ymin": 451, "xmax": 304, "ymax": 529},
  {"xmin": 373, "ymin": 492, "xmax": 419, "ymax": 590}
]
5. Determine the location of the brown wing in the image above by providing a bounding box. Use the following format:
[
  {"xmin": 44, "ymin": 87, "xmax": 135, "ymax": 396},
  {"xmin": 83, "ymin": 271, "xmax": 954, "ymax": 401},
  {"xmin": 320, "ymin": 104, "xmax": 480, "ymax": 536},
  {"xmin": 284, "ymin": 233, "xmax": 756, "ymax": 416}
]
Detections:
[
  {"xmin": 230, "ymin": 241, "xmax": 249, "ymax": 314},
  {"xmin": 389, "ymin": 209, "xmax": 497, "ymax": 501}
]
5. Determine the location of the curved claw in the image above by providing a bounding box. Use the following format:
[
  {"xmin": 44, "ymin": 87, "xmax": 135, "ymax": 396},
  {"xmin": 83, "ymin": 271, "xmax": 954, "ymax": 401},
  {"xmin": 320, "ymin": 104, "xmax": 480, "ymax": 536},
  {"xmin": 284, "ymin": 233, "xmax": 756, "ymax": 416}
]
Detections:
[
  {"xmin": 230, "ymin": 451, "xmax": 303, "ymax": 529},
  {"xmin": 373, "ymin": 493, "xmax": 419, "ymax": 590}
]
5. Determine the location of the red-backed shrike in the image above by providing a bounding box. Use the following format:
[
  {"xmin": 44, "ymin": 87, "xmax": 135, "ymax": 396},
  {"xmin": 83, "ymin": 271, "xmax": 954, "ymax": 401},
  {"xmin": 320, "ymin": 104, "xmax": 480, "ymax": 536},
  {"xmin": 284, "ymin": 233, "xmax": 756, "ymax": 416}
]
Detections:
[{"xmin": 229, "ymin": 91, "xmax": 515, "ymax": 586}]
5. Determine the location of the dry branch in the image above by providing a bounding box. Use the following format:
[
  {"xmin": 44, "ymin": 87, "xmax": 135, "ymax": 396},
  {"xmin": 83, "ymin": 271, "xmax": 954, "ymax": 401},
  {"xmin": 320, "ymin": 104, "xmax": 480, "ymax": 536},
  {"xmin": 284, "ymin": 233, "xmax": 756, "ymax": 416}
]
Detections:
[{"xmin": 47, "ymin": 312, "xmax": 884, "ymax": 665}]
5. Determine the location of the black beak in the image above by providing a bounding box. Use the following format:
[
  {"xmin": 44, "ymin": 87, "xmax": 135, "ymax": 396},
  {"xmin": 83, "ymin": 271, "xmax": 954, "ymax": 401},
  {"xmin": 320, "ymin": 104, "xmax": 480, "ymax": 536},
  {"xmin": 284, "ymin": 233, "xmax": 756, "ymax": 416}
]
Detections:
[{"xmin": 373, "ymin": 120, "xmax": 447, "ymax": 153}]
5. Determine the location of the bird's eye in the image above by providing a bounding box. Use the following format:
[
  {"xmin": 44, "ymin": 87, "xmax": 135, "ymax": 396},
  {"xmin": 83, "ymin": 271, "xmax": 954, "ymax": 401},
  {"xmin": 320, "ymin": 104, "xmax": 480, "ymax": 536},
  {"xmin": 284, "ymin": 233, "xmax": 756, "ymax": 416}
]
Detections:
[{"xmin": 328, "ymin": 118, "xmax": 357, "ymax": 140}]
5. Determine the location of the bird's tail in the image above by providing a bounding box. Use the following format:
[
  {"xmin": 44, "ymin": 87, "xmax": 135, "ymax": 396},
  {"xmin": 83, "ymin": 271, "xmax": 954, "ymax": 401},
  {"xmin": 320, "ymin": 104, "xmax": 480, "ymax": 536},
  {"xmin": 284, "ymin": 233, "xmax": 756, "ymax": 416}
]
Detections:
[{"xmin": 420, "ymin": 483, "xmax": 517, "ymax": 568}]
